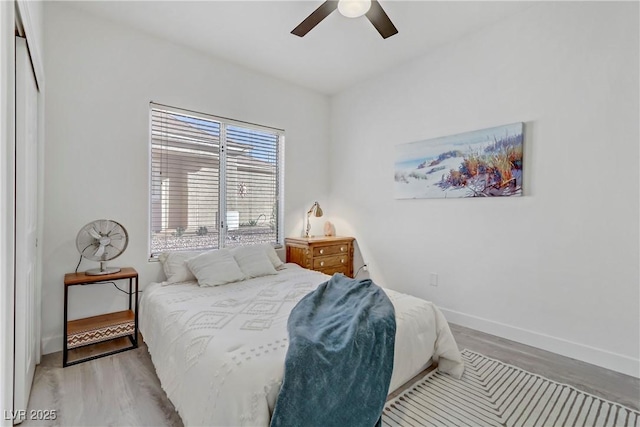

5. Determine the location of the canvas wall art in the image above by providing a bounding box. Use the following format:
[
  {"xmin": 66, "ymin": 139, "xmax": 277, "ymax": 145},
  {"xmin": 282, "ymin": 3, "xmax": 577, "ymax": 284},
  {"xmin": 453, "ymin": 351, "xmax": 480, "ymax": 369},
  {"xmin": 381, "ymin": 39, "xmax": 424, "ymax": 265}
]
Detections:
[{"xmin": 394, "ymin": 123, "xmax": 524, "ymax": 199}]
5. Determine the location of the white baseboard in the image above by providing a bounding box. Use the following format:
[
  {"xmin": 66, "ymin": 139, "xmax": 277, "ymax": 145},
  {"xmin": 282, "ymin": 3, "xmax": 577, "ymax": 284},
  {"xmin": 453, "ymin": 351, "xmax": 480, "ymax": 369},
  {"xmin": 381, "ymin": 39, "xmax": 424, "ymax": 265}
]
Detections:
[
  {"xmin": 440, "ymin": 307, "xmax": 639, "ymax": 378},
  {"xmin": 41, "ymin": 334, "xmax": 62, "ymax": 355}
]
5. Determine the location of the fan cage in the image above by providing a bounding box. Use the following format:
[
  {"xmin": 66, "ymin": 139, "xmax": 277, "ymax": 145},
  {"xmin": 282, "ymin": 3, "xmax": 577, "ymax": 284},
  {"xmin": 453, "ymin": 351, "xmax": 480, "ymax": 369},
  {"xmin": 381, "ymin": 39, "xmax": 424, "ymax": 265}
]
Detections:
[{"xmin": 76, "ymin": 220, "xmax": 129, "ymax": 275}]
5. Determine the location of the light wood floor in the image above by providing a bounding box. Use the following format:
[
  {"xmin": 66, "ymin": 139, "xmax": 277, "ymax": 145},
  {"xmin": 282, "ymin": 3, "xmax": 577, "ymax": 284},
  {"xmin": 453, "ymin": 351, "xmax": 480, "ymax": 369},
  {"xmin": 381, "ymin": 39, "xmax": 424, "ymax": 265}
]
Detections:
[
  {"xmin": 449, "ymin": 324, "xmax": 639, "ymax": 411},
  {"xmin": 23, "ymin": 324, "xmax": 639, "ymax": 426}
]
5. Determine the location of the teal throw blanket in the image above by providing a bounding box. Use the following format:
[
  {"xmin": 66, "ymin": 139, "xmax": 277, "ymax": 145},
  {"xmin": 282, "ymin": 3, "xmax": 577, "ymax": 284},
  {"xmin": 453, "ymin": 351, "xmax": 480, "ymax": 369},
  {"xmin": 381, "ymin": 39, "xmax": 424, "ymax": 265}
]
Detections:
[{"xmin": 270, "ymin": 274, "xmax": 396, "ymax": 427}]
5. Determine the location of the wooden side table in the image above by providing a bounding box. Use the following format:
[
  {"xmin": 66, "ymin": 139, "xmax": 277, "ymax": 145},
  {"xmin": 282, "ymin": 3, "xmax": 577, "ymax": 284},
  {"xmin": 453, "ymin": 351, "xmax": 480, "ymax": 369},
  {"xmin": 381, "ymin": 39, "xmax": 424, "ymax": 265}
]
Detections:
[
  {"xmin": 63, "ymin": 267, "xmax": 139, "ymax": 367},
  {"xmin": 285, "ymin": 236, "xmax": 355, "ymax": 277}
]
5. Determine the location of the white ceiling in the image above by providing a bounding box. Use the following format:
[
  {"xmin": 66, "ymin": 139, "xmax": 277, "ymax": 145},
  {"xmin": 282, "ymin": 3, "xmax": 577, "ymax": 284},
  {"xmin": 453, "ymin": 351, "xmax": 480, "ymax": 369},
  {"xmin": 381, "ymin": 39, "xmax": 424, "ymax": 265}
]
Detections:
[{"xmin": 68, "ymin": 1, "xmax": 534, "ymax": 95}]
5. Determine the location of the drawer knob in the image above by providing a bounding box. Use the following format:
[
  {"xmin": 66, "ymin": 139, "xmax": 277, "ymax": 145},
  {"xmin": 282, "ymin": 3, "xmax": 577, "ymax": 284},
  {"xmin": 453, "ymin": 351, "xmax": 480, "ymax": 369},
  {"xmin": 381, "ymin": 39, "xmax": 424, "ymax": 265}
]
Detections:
[
  {"xmin": 341, "ymin": 259, "xmax": 345, "ymax": 264},
  {"xmin": 340, "ymin": 247, "xmax": 345, "ymax": 252},
  {"xmin": 320, "ymin": 261, "xmax": 325, "ymax": 266},
  {"xmin": 320, "ymin": 249, "xmax": 324, "ymax": 254}
]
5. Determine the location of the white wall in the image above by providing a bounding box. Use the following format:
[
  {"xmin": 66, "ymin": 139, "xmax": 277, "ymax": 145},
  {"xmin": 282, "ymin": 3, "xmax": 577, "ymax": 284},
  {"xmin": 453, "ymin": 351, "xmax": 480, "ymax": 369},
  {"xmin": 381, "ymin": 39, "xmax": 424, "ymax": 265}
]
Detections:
[
  {"xmin": 41, "ymin": 3, "xmax": 330, "ymax": 354},
  {"xmin": 329, "ymin": 2, "xmax": 639, "ymax": 376}
]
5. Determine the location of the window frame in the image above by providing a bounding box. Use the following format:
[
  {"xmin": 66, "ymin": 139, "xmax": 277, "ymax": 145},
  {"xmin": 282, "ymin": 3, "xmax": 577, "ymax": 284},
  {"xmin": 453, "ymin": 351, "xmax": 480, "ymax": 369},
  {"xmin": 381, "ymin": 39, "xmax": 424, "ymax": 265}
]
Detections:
[{"xmin": 148, "ymin": 102, "xmax": 285, "ymax": 260}]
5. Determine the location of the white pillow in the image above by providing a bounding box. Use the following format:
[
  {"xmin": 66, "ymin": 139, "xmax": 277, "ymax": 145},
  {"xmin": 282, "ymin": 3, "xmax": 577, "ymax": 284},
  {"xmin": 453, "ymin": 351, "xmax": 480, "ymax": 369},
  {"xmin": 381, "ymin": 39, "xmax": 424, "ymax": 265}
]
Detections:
[
  {"xmin": 232, "ymin": 245, "xmax": 278, "ymax": 278},
  {"xmin": 260, "ymin": 243, "xmax": 284, "ymax": 270},
  {"xmin": 187, "ymin": 249, "xmax": 246, "ymax": 287},
  {"xmin": 158, "ymin": 251, "xmax": 202, "ymax": 285}
]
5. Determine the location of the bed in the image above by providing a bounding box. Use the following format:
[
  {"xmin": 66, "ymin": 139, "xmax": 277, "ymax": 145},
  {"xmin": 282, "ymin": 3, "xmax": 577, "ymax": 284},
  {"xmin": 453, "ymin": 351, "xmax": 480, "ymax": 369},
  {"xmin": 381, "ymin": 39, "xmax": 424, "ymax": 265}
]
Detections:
[{"xmin": 140, "ymin": 262, "xmax": 463, "ymax": 427}]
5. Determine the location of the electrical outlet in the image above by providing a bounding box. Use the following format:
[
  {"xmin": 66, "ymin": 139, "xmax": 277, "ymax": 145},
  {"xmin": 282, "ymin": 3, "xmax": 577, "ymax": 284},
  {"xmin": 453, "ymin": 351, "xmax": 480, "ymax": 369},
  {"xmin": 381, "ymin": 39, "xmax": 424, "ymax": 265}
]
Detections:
[
  {"xmin": 430, "ymin": 273, "xmax": 438, "ymax": 287},
  {"xmin": 362, "ymin": 264, "xmax": 369, "ymax": 271}
]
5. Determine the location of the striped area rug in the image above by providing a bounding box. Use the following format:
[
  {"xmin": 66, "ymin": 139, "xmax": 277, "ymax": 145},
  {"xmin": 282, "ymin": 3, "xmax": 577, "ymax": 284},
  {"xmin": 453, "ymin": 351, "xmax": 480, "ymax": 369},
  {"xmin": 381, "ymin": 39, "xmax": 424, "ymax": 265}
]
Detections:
[{"xmin": 383, "ymin": 349, "xmax": 639, "ymax": 427}]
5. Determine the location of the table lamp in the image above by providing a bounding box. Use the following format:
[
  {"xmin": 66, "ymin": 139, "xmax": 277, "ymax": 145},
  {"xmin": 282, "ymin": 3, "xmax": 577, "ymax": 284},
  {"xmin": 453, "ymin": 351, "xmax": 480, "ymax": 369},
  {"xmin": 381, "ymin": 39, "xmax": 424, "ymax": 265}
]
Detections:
[{"xmin": 305, "ymin": 201, "xmax": 323, "ymax": 238}]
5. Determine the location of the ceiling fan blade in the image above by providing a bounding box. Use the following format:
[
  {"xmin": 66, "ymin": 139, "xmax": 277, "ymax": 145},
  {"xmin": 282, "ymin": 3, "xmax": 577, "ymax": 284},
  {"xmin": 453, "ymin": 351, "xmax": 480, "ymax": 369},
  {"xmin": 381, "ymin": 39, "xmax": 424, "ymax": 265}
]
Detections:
[
  {"xmin": 365, "ymin": 0, "xmax": 398, "ymax": 39},
  {"xmin": 291, "ymin": 1, "xmax": 338, "ymax": 37}
]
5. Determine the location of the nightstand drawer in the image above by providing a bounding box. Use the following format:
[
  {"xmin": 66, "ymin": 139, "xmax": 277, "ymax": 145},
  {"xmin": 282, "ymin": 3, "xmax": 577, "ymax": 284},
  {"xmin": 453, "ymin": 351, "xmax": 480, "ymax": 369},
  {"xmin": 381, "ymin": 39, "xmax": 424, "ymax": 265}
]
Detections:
[
  {"xmin": 313, "ymin": 244, "xmax": 349, "ymax": 257},
  {"xmin": 285, "ymin": 236, "xmax": 355, "ymax": 278},
  {"xmin": 313, "ymin": 255, "xmax": 349, "ymax": 269}
]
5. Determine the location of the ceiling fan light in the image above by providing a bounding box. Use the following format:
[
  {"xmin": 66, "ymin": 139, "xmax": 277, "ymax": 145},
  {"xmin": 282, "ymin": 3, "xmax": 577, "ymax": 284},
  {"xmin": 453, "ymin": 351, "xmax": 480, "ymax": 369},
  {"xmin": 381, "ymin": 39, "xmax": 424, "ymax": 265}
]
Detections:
[{"xmin": 338, "ymin": 0, "xmax": 371, "ymax": 18}]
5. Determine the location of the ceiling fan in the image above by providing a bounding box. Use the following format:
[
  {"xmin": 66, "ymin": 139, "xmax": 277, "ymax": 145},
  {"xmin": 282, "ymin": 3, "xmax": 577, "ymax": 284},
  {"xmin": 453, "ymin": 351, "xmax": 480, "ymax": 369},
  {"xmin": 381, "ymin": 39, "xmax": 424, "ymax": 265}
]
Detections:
[{"xmin": 292, "ymin": 0, "xmax": 398, "ymax": 39}]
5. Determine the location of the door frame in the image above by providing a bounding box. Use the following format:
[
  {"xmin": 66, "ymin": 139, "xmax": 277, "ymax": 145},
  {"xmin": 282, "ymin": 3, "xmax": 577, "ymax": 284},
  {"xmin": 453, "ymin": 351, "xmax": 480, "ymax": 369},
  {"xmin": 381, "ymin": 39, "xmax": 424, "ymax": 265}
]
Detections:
[
  {"xmin": 1, "ymin": 2, "xmax": 43, "ymax": 424},
  {"xmin": 15, "ymin": 0, "xmax": 44, "ymax": 367},
  {"xmin": 0, "ymin": 2, "xmax": 17, "ymax": 426}
]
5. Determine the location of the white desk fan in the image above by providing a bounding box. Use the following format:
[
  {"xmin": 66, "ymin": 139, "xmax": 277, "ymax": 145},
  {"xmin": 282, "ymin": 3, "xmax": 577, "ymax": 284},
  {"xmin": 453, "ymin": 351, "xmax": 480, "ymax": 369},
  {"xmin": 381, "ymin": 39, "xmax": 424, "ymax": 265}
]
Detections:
[{"xmin": 76, "ymin": 219, "xmax": 129, "ymax": 275}]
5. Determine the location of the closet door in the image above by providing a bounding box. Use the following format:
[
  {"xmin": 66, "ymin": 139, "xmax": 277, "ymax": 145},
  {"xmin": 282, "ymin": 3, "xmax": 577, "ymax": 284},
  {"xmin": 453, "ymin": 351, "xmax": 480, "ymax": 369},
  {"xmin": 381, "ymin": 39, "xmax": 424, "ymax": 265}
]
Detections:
[{"xmin": 14, "ymin": 35, "xmax": 38, "ymax": 418}]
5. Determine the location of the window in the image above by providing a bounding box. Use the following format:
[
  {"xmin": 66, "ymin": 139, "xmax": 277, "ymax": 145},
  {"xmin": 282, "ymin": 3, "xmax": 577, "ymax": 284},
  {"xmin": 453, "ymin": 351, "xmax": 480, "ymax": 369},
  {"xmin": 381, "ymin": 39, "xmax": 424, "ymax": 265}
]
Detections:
[{"xmin": 149, "ymin": 103, "xmax": 284, "ymax": 257}]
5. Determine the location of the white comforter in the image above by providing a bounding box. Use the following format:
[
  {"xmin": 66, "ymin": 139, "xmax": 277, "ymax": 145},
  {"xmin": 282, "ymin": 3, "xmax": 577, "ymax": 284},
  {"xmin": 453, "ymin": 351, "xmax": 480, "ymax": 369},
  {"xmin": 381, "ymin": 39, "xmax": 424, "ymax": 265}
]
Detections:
[{"xmin": 140, "ymin": 264, "xmax": 463, "ymax": 427}]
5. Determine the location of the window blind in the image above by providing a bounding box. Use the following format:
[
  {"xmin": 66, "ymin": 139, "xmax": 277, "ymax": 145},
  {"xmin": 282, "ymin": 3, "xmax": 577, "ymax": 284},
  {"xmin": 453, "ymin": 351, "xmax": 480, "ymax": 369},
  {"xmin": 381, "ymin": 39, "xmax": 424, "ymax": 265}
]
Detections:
[{"xmin": 150, "ymin": 103, "xmax": 283, "ymax": 257}]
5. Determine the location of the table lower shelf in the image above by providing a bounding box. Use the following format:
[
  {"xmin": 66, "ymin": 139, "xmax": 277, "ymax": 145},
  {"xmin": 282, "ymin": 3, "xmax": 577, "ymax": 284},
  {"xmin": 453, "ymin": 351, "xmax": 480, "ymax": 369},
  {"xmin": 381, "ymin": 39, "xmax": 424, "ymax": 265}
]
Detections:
[{"xmin": 67, "ymin": 310, "xmax": 135, "ymax": 349}]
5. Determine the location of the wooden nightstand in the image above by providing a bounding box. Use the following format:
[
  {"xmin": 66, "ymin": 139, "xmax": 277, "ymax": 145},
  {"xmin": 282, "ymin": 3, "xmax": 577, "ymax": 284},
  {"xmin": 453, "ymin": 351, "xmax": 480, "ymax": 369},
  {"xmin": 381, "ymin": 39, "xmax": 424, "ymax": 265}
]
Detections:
[
  {"xmin": 63, "ymin": 267, "xmax": 139, "ymax": 367},
  {"xmin": 285, "ymin": 236, "xmax": 355, "ymax": 277}
]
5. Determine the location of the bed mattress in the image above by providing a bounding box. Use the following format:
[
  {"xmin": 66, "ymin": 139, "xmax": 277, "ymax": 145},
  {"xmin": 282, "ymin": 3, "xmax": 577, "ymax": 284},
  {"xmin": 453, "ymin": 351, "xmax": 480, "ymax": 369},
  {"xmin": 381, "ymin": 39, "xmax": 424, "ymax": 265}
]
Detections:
[{"xmin": 139, "ymin": 263, "xmax": 463, "ymax": 427}]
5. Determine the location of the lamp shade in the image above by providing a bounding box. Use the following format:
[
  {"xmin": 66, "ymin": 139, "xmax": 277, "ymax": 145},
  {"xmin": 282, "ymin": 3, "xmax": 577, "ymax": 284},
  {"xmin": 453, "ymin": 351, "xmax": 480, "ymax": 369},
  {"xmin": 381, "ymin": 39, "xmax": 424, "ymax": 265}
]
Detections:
[
  {"xmin": 312, "ymin": 203, "xmax": 323, "ymax": 217},
  {"xmin": 338, "ymin": 0, "xmax": 372, "ymax": 18},
  {"xmin": 305, "ymin": 202, "xmax": 324, "ymax": 237}
]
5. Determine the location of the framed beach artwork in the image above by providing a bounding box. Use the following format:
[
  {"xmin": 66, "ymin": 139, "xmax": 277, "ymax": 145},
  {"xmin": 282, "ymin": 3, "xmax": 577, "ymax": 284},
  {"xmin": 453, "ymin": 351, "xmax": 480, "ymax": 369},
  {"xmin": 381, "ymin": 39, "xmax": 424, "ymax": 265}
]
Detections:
[{"xmin": 394, "ymin": 123, "xmax": 524, "ymax": 199}]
